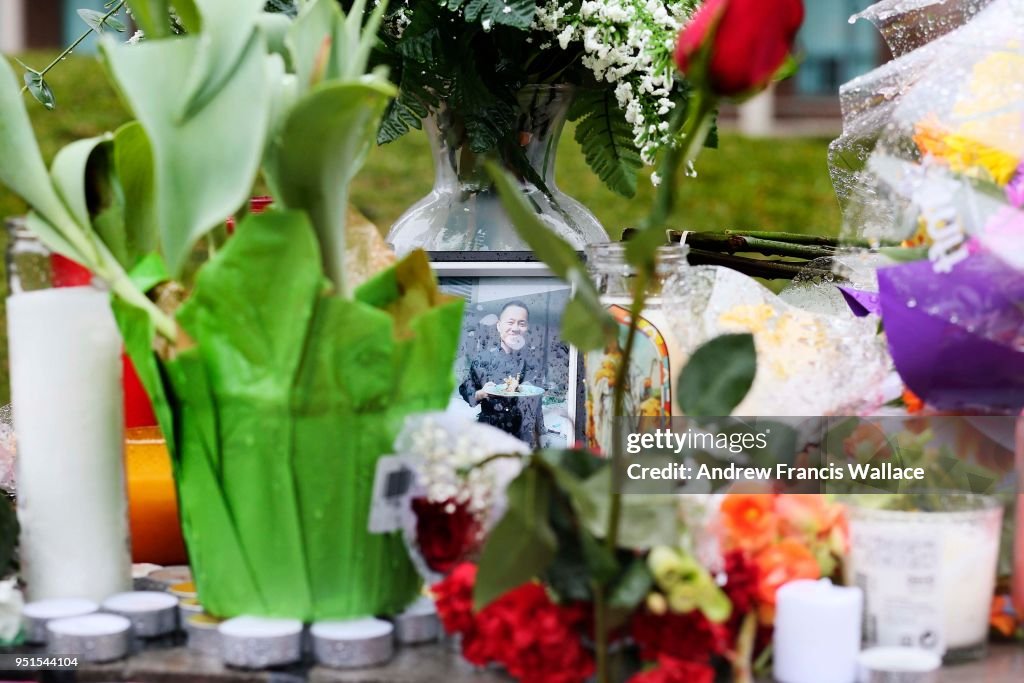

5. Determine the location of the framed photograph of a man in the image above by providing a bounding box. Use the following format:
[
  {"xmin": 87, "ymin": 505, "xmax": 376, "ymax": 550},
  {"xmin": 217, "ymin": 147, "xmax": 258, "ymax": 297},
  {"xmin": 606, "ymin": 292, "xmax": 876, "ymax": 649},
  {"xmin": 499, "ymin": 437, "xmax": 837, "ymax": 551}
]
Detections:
[{"xmin": 429, "ymin": 252, "xmax": 584, "ymax": 449}]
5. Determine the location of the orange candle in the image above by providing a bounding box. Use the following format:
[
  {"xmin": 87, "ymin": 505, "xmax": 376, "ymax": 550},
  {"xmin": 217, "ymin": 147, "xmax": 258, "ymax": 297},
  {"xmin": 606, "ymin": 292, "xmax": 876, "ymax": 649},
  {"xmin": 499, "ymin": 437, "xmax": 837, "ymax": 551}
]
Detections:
[{"xmin": 125, "ymin": 427, "xmax": 188, "ymax": 565}]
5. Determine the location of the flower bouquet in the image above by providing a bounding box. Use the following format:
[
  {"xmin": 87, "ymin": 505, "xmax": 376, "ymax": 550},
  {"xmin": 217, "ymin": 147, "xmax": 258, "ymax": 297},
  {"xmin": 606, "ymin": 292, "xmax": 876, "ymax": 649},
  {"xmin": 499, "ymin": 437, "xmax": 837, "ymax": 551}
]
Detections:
[
  {"xmin": 408, "ymin": 2, "xmax": 827, "ymax": 681},
  {"xmin": 830, "ymin": 0, "xmax": 1024, "ymax": 412},
  {"xmin": 0, "ymin": 0, "xmax": 463, "ymax": 619}
]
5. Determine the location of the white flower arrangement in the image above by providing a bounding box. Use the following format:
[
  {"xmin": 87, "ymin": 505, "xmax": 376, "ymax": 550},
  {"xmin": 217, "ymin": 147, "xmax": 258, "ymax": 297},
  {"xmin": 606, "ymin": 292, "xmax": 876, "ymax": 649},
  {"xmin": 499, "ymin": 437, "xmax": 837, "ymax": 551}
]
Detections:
[
  {"xmin": 396, "ymin": 411, "xmax": 528, "ymax": 516},
  {"xmin": 534, "ymin": 0, "xmax": 700, "ymax": 164}
]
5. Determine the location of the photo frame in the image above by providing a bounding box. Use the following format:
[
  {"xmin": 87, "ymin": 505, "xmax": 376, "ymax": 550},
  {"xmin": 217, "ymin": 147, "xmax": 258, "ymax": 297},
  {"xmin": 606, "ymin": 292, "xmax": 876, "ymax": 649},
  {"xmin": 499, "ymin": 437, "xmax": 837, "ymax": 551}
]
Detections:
[{"xmin": 429, "ymin": 251, "xmax": 585, "ymax": 449}]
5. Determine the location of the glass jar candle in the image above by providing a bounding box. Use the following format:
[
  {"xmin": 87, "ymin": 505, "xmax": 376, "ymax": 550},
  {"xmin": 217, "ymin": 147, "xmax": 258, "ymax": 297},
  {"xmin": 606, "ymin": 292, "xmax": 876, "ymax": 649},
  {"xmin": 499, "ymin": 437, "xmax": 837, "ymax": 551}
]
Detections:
[
  {"xmin": 584, "ymin": 242, "xmax": 690, "ymax": 455},
  {"xmin": 844, "ymin": 494, "xmax": 1004, "ymax": 663}
]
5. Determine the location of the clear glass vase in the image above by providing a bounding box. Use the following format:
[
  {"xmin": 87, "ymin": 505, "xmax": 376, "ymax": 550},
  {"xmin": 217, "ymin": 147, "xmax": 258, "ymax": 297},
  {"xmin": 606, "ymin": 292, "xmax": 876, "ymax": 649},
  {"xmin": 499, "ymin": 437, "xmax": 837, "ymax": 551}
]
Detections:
[{"xmin": 386, "ymin": 85, "xmax": 608, "ymax": 253}]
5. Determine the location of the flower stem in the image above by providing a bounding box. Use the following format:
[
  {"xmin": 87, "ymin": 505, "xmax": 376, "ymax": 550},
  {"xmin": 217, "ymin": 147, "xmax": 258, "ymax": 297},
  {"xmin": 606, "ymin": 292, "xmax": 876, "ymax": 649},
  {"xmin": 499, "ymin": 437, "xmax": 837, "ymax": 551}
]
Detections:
[
  {"xmin": 20, "ymin": 1, "xmax": 127, "ymax": 94},
  {"xmin": 593, "ymin": 268, "xmax": 649, "ymax": 683},
  {"xmin": 676, "ymin": 231, "xmax": 837, "ymax": 260}
]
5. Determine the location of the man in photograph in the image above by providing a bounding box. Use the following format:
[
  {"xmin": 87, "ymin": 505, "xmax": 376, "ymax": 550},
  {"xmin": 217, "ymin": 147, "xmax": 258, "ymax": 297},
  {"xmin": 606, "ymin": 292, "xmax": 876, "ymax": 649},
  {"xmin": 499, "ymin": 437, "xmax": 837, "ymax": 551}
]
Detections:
[{"xmin": 458, "ymin": 300, "xmax": 546, "ymax": 447}]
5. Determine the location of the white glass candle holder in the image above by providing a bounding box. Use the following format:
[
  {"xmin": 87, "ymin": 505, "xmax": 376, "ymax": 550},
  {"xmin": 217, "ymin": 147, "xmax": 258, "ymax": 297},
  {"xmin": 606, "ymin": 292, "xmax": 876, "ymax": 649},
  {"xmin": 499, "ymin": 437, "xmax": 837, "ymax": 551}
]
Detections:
[{"xmin": 845, "ymin": 494, "xmax": 1003, "ymax": 662}]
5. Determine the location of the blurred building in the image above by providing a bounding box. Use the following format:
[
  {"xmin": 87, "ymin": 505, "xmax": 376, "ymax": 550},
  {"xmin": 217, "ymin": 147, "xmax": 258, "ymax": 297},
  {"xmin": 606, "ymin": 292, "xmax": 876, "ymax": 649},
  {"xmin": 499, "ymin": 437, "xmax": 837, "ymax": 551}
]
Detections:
[
  {"xmin": 2, "ymin": 0, "xmax": 886, "ymax": 135},
  {"xmin": 0, "ymin": 0, "xmax": 107, "ymax": 54}
]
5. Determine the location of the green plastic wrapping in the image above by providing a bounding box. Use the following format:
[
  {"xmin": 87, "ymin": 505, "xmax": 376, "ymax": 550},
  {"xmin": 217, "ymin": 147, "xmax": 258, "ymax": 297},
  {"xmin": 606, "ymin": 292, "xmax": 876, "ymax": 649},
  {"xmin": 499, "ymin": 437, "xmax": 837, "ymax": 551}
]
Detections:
[{"xmin": 114, "ymin": 209, "xmax": 463, "ymax": 619}]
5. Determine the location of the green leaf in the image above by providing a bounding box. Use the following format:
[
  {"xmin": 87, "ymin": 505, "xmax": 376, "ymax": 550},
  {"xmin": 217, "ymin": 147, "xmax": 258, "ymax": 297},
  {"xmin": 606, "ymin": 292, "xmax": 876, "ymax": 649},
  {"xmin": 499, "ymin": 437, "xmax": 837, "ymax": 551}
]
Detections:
[
  {"xmin": 127, "ymin": 252, "xmax": 170, "ymax": 293},
  {"xmin": 23, "ymin": 72, "xmax": 55, "ymax": 110},
  {"xmin": 580, "ymin": 469, "xmax": 681, "ymax": 550},
  {"xmin": 173, "ymin": 0, "xmax": 202, "ymax": 31},
  {"xmin": 677, "ymin": 333, "xmax": 757, "ymax": 417},
  {"xmin": 125, "ymin": 0, "xmax": 171, "ymax": 39},
  {"xmin": 0, "ymin": 496, "xmax": 18, "ymax": 575},
  {"xmin": 879, "ymin": 246, "xmax": 928, "ymax": 263},
  {"xmin": 485, "ymin": 162, "xmax": 617, "ymax": 349},
  {"xmin": 609, "ymin": 557, "xmax": 653, "ymax": 610},
  {"xmin": 570, "ymin": 89, "xmax": 641, "ymax": 198},
  {"xmin": 113, "ymin": 122, "xmax": 157, "ymax": 266},
  {"xmin": 0, "ymin": 57, "xmax": 90, "ymax": 259},
  {"xmin": 474, "ymin": 467, "xmax": 557, "ymax": 610},
  {"xmin": 178, "ymin": 0, "xmax": 266, "ymax": 118},
  {"xmin": 100, "ymin": 32, "xmax": 274, "ymax": 277},
  {"xmin": 458, "ymin": 0, "xmax": 536, "ymax": 30},
  {"xmin": 286, "ymin": 0, "xmax": 339, "ymax": 91},
  {"xmin": 624, "ymin": 224, "xmax": 669, "ymax": 271},
  {"xmin": 79, "ymin": 8, "xmax": 126, "ymax": 33},
  {"xmin": 266, "ymin": 78, "xmax": 396, "ymax": 291},
  {"xmin": 50, "ymin": 135, "xmax": 114, "ymax": 232},
  {"xmin": 561, "ymin": 296, "xmax": 608, "ymax": 352}
]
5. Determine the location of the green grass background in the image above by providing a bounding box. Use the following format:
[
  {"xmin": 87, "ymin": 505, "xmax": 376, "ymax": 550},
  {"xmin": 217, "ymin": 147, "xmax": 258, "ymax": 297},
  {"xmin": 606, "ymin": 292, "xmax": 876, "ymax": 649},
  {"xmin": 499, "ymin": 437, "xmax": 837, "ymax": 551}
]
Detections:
[{"xmin": 0, "ymin": 52, "xmax": 842, "ymax": 404}]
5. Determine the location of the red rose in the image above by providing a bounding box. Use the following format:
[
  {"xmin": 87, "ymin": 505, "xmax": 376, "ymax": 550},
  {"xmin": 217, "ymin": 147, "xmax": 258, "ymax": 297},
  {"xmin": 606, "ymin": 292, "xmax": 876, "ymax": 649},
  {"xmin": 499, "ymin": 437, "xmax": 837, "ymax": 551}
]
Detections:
[
  {"xmin": 628, "ymin": 656, "xmax": 716, "ymax": 683},
  {"xmin": 412, "ymin": 497, "xmax": 481, "ymax": 574},
  {"xmin": 675, "ymin": 0, "xmax": 805, "ymax": 96}
]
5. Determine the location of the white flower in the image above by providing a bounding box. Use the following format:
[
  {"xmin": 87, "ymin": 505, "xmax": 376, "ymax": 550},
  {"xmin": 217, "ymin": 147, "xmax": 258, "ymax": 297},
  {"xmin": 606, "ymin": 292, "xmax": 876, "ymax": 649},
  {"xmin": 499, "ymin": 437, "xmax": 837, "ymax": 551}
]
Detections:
[
  {"xmin": 0, "ymin": 578, "xmax": 23, "ymax": 642},
  {"xmin": 127, "ymin": 30, "xmax": 144, "ymax": 45},
  {"xmin": 650, "ymin": 171, "xmax": 661, "ymax": 186},
  {"xmin": 395, "ymin": 411, "xmax": 528, "ymax": 516}
]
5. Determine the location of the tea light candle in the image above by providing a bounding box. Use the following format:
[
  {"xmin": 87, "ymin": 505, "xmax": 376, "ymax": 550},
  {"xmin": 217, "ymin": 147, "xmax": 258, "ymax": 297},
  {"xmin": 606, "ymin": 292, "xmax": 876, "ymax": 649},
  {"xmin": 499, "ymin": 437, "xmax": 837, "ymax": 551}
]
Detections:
[
  {"xmin": 311, "ymin": 618, "xmax": 394, "ymax": 668},
  {"xmin": 145, "ymin": 565, "xmax": 192, "ymax": 591},
  {"xmin": 131, "ymin": 563, "xmax": 164, "ymax": 592},
  {"xmin": 773, "ymin": 579, "xmax": 863, "ymax": 683},
  {"xmin": 101, "ymin": 591, "xmax": 178, "ymax": 637},
  {"xmin": 168, "ymin": 581, "xmax": 197, "ymax": 599},
  {"xmin": 22, "ymin": 598, "xmax": 98, "ymax": 644},
  {"xmin": 46, "ymin": 613, "xmax": 131, "ymax": 662},
  {"xmin": 177, "ymin": 597, "xmax": 204, "ymax": 624},
  {"xmin": 185, "ymin": 613, "xmax": 224, "ymax": 657},
  {"xmin": 219, "ymin": 616, "xmax": 303, "ymax": 669},
  {"xmin": 395, "ymin": 597, "xmax": 440, "ymax": 645},
  {"xmin": 9, "ymin": 288, "xmax": 132, "ymax": 602},
  {"xmin": 857, "ymin": 647, "xmax": 940, "ymax": 683}
]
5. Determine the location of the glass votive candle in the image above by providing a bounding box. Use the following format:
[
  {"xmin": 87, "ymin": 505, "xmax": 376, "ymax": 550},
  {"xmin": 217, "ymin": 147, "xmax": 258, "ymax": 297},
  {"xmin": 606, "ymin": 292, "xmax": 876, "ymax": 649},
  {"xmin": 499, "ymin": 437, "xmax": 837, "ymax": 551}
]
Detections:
[{"xmin": 844, "ymin": 494, "xmax": 1004, "ymax": 663}]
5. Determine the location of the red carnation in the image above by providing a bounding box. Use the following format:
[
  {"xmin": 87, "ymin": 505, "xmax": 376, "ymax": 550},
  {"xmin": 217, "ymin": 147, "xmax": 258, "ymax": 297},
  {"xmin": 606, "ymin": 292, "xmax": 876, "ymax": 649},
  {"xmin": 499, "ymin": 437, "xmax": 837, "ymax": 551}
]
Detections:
[
  {"xmin": 676, "ymin": 0, "xmax": 805, "ymax": 96},
  {"xmin": 432, "ymin": 563, "xmax": 594, "ymax": 683},
  {"xmin": 631, "ymin": 607, "xmax": 729, "ymax": 664},
  {"xmin": 412, "ymin": 497, "xmax": 482, "ymax": 574},
  {"xmin": 628, "ymin": 656, "xmax": 716, "ymax": 683},
  {"xmin": 433, "ymin": 562, "xmax": 478, "ymax": 636}
]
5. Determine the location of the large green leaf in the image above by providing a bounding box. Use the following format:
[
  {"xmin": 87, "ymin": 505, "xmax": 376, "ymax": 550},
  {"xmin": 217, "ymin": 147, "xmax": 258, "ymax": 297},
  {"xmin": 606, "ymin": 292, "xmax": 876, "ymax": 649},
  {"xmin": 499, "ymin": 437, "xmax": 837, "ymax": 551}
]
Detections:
[
  {"xmin": 570, "ymin": 89, "xmax": 642, "ymax": 199},
  {"xmin": 113, "ymin": 122, "xmax": 157, "ymax": 266},
  {"xmin": 0, "ymin": 57, "xmax": 84, "ymax": 257},
  {"xmin": 486, "ymin": 162, "xmax": 616, "ymax": 351},
  {"xmin": 125, "ymin": 0, "xmax": 171, "ymax": 39},
  {"xmin": 286, "ymin": 0, "xmax": 338, "ymax": 91},
  {"xmin": 50, "ymin": 135, "xmax": 113, "ymax": 238},
  {"xmin": 179, "ymin": 0, "xmax": 266, "ymax": 118},
  {"xmin": 581, "ymin": 468, "xmax": 680, "ymax": 550},
  {"xmin": 474, "ymin": 467, "xmax": 557, "ymax": 610},
  {"xmin": 266, "ymin": 78, "xmax": 396, "ymax": 291},
  {"xmin": 677, "ymin": 333, "xmax": 757, "ymax": 417},
  {"xmin": 101, "ymin": 33, "xmax": 274, "ymax": 278}
]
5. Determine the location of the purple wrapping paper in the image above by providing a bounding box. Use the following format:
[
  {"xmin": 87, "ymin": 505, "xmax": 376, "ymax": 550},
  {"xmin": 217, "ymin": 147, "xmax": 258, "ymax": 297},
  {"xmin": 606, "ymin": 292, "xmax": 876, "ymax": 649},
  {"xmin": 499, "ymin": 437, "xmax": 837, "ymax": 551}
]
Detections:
[
  {"xmin": 877, "ymin": 251, "xmax": 1024, "ymax": 411},
  {"xmin": 838, "ymin": 286, "xmax": 882, "ymax": 317}
]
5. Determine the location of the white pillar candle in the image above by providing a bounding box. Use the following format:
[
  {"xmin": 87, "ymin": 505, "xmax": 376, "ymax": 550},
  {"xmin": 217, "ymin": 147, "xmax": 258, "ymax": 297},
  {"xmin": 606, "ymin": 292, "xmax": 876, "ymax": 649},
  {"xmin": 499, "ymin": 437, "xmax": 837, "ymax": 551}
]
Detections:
[
  {"xmin": 773, "ymin": 579, "xmax": 864, "ymax": 683},
  {"xmin": 8, "ymin": 287, "xmax": 131, "ymax": 602}
]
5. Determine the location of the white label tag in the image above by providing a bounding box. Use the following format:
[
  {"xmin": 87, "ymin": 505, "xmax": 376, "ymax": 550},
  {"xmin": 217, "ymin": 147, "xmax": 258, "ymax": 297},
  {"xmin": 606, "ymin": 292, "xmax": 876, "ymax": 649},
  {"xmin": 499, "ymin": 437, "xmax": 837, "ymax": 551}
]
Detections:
[
  {"xmin": 368, "ymin": 455, "xmax": 416, "ymax": 534},
  {"xmin": 854, "ymin": 524, "xmax": 945, "ymax": 654}
]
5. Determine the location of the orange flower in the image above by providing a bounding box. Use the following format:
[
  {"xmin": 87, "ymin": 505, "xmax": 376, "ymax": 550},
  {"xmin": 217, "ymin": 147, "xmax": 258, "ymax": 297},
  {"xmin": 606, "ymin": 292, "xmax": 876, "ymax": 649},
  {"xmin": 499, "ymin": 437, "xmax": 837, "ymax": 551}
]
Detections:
[
  {"xmin": 775, "ymin": 495, "xmax": 842, "ymax": 540},
  {"xmin": 902, "ymin": 388, "xmax": 924, "ymax": 414},
  {"xmin": 753, "ymin": 539, "xmax": 820, "ymax": 618},
  {"xmin": 720, "ymin": 494, "xmax": 778, "ymax": 553},
  {"xmin": 990, "ymin": 595, "xmax": 1019, "ymax": 638}
]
